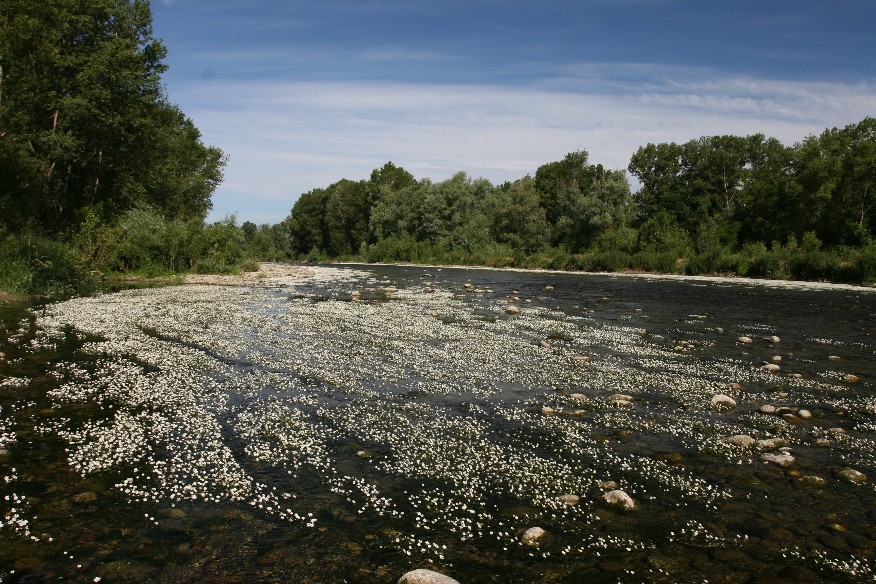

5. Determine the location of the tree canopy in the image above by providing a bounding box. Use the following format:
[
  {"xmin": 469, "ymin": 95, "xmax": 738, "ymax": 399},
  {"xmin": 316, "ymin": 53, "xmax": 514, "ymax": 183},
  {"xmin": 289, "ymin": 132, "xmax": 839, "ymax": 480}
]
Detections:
[{"xmin": 0, "ymin": 0, "xmax": 225, "ymax": 234}]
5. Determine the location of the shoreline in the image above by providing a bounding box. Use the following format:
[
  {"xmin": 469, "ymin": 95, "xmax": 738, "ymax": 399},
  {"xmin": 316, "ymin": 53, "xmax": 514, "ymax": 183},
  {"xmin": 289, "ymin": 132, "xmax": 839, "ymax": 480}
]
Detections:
[{"xmin": 337, "ymin": 261, "xmax": 876, "ymax": 294}]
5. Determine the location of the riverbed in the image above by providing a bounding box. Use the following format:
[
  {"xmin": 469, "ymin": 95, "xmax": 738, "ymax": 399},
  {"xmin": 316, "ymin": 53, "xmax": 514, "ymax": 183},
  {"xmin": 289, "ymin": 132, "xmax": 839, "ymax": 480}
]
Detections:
[{"xmin": 1, "ymin": 264, "xmax": 875, "ymax": 583}]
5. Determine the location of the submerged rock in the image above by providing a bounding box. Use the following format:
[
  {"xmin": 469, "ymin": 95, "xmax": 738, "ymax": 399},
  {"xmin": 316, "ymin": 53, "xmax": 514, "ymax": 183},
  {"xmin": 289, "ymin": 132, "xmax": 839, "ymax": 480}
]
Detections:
[
  {"xmin": 602, "ymin": 489, "xmax": 636, "ymax": 510},
  {"xmin": 761, "ymin": 452, "xmax": 795, "ymax": 468},
  {"xmin": 843, "ymin": 374, "xmax": 861, "ymax": 384},
  {"xmin": 838, "ymin": 467, "xmax": 867, "ymax": 484},
  {"xmin": 558, "ymin": 494, "xmax": 580, "ymax": 506},
  {"xmin": 540, "ymin": 406, "xmax": 556, "ymax": 416},
  {"xmin": 572, "ymin": 355, "xmax": 592, "ymax": 363},
  {"xmin": 727, "ymin": 435, "xmax": 756, "ymax": 448},
  {"xmin": 398, "ymin": 569, "xmax": 460, "ymax": 584},
  {"xmin": 798, "ymin": 475, "xmax": 827, "ymax": 488},
  {"xmin": 521, "ymin": 526, "xmax": 548, "ymax": 546},
  {"xmin": 710, "ymin": 394, "xmax": 737, "ymax": 411}
]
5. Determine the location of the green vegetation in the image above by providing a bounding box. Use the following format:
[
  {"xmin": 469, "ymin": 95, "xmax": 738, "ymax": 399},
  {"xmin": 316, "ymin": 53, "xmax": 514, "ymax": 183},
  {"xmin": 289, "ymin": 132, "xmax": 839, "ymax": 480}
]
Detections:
[
  {"xmin": 2, "ymin": 2, "xmax": 874, "ymax": 295},
  {"xmin": 280, "ymin": 122, "xmax": 876, "ymax": 285},
  {"xmin": 0, "ymin": 0, "xmax": 245, "ymax": 296}
]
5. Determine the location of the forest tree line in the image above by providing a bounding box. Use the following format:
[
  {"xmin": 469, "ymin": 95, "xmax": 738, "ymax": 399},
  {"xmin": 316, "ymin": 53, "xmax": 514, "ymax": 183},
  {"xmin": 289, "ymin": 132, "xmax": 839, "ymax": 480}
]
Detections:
[{"xmin": 275, "ymin": 117, "xmax": 876, "ymax": 283}]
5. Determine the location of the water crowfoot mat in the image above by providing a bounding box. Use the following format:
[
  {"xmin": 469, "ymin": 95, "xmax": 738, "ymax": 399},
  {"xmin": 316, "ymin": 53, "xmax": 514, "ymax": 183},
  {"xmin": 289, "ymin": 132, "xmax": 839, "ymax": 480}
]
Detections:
[{"xmin": 1, "ymin": 264, "xmax": 875, "ymax": 583}]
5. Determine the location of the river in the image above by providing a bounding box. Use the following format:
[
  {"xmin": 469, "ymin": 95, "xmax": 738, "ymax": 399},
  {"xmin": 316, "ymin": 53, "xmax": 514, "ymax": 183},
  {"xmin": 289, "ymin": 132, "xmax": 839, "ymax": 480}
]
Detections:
[{"xmin": 1, "ymin": 264, "xmax": 875, "ymax": 583}]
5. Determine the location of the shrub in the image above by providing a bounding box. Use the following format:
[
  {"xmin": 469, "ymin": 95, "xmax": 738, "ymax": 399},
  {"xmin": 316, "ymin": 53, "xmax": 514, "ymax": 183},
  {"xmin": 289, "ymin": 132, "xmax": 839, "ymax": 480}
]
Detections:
[{"xmin": 0, "ymin": 232, "xmax": 85, "ymax": 296}]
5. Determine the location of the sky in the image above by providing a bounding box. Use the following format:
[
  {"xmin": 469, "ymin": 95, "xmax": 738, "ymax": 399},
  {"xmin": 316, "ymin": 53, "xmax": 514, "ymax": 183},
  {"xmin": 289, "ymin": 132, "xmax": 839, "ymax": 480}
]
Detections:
[{"xmin": 150, "ymin": 0, "xmax": 876, "ymax": 225}]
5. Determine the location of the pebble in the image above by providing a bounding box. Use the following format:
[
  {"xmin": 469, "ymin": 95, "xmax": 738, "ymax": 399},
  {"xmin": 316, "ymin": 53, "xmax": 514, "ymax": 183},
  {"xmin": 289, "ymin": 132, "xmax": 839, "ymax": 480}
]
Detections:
[
  {"xmin": 521, "ymin": 526, "xmax": 547, "ymax": 546},
  {"xmin": 398, "ymin": 569, "xmax": 460, "ymax": 584},
  {"xmin": 710, "ymin": 394, "xmax": 737, "ymax": 411},
  {"xmin": 737, "ymin": 336, "xmax": 753, "ymax": 344},
  {"xmin": 602, "ymin": 489, "xmax": 636, "ymax": 510}
]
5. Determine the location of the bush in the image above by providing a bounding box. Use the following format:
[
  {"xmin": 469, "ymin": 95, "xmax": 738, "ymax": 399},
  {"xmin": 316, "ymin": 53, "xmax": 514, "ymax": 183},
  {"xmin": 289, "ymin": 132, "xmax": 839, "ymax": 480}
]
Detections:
[{"xmin": 0, "ymin": 232, "xmax": 85, "ymax": 296}]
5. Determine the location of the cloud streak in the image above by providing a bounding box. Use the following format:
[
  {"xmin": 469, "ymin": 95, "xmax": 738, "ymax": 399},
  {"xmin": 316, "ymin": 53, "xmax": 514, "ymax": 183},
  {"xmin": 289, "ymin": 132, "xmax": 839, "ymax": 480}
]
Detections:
[{"xmin": 171, "ymin": 70, "xmax": 875, "ymax": 223}]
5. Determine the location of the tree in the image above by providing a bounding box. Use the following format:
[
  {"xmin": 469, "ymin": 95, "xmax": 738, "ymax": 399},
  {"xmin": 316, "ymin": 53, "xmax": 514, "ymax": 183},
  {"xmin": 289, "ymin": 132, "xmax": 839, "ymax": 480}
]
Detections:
[
  {"xmin": 0, "ymin": 0, "xmax": 224, "ymax": 233},
  {"xmin": 485, "ymin": 176, "xmax": 549, "ymax": 254}
]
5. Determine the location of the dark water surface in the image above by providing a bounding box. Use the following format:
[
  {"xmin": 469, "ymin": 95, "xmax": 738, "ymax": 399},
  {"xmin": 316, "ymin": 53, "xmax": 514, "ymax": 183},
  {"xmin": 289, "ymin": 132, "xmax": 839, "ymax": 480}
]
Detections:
[{"xmin": 1, "ymin": 265, "xmax": 875, "ymax": 583}]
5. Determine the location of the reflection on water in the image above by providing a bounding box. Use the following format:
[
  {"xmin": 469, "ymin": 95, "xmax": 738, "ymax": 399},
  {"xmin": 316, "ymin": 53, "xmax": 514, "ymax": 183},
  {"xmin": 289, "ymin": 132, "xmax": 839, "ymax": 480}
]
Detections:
[{"xmin": 1, "ymin": 265, "xmax": 875, "ymax": 583}]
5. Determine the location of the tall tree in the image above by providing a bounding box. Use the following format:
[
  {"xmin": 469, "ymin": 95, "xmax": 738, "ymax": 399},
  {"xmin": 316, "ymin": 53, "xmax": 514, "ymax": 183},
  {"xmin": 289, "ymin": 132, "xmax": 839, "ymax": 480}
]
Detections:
[{"xmin": 0, "ymin": 0, "xmax": 224, "ymax": 233}]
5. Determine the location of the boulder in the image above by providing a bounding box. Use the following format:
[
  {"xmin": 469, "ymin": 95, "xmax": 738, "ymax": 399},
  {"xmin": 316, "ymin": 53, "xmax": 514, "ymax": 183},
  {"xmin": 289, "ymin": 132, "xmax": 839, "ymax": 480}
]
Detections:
[
  {"xmin": 398, "ymin": 569, "xmax": 460, "ymax": 584},
  {"xmin": 602, "ymin": 489, "xmax": 636, "ymax": 510},
  {"xmin": 521, "ymin": 526, "xmax": 548, "ymax": 546},
  {"xmin": 710, "ymin": 394, "xmax": 737, "ymax": 411}
]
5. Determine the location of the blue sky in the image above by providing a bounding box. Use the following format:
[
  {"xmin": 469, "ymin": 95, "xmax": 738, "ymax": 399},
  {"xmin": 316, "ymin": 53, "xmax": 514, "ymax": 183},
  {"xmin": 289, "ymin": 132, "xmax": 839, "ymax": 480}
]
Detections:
[{"xmin": 150, "ymin": 0, "xmax": 876, "ymax": 224}]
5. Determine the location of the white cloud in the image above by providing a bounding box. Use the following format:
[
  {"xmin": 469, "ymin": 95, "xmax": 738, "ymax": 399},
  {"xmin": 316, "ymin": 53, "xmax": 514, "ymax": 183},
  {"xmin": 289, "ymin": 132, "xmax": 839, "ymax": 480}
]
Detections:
[{"xmin": 169, "ymin": 72, "xmax": 875, "ymax": 223}]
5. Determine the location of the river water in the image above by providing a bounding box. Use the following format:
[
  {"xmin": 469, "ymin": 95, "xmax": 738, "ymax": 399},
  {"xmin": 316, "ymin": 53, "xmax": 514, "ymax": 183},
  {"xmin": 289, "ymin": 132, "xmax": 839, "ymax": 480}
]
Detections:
[{"xmin": 1, "ymin": 264, "xmax": 875, "ymax": 583}]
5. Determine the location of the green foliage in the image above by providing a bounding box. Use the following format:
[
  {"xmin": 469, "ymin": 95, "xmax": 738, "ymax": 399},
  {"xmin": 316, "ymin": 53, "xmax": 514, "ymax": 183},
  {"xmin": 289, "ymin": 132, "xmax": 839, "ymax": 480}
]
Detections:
[
  {"xmin": 0, "ymin": 0, "xmax": 224, "ymax": 234},
  {"xmin": 0, "ymin": 231, "xmax": 84, "ymax": 296}
]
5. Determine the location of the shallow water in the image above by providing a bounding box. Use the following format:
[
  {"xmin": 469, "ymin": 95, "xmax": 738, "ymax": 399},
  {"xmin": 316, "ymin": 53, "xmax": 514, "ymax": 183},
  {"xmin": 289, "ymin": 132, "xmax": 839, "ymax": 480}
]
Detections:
[{"xmin": 1, "ymin": 265, "xmax": 875, "ymax": 583}]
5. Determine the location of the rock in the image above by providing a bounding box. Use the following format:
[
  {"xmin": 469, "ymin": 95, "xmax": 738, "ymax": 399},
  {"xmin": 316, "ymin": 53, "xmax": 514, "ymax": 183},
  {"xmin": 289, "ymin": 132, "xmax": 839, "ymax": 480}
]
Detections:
[
  {"xmin": 761, "ymin": 452, "xmax": 795, "ymax": 468},
  {"xmin": 506, "ymin": 305, "xmax": 520, "ymax": 315},
  {"xmin": 543, "ymin": 285, "xmax": 554, "ymax": 291},
  {"xmin": 572, "ymin": 355, "xmax": 592, "ymax": 363},
  {"xmin": 761, "ymin": 363, "xmax": 781, "ymax": 373},
  {"xmin": 838, "ymin": 467, "xmax": 867, "ymax": 484},
  {"xmin": 759, "ymin": 404, "xmax": 777, "ymax": 414},
  {"xmin": 771, "ymin": 355, "xmax": 782, "ymax": 363},
  {"xmin": 568, "ymin": 393, "xmax": 588, "ymax": 402},
  {"xmin": 738, "ymin": 336, "xmax": 753, "ymax": 344},
  {"xmin": 558, "ymin": 494, "xmax": 580, "ymax": 506},
  {"xmin": 828, "ymin": 355, "xmax": 842, "ymax": 361},
  {"xmin": 463, "ymin": 282, "xmax": 472, "ymax": 289},
  {"xmin": 710, "ymin": 394, "xmax": 737, "ymax": 411},
  {"xmin": 726, "ymin": 382, "xmax": 745, "ymax": 392},
  {"xmin": 0, "ymin": 449, "xmax": 10, "ymax": 458},
  {"xmin": 73, "ymin": 491, "xmax": 98, "ymax": 504},
  {"xmin": 814, "ymin": 437, "xmax": 831, "ymax": 448},
  {"xmin": 843, "ymin": 374, "xmax": 861, "ymax": 383},
  {"xmin": 521, "ymin": 526, "xmax": 547, "ymax": 546},
  {"xmin": 540, "ymin": 406, "xmax": 556, "ymax": 416},
  {"xmin": 727, "ymin": 435, "xmax": 756, "ymax": 448},
  {"xmin": 383, "ymin": 286, "xmax": 398, "ymax": 295},
  {"xmin": 609, "ymin": 393, "xmax": 634, "ymax": 402},
  {"xmin": 769, "ymin": 336, "xmax": 781, "ymax": 344},
  {"xmin": 757, "ymin": 437, "xmax": 788, "ymax": 449},
  {"xmin": 798, "ymin": 475, "xmax": 827, "ymax": 488},
  {"xmin": 797, "ymin": 409, "xmax": 813, "ymax": 420},
  {"xmin": 602, "ymin": 489, "xmax": 636, "ymax": 510},
  {"xmin": 597, "ymin": 480, "xmax": 618, "ymax": 490},
  {"xmin": 539, "ymin": 340, "xmax": 552, "ymax": 349},
  {"xmin": 398, "ymin": 569, "xmax": 460, "ymax": 584}
]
